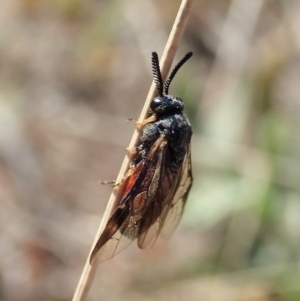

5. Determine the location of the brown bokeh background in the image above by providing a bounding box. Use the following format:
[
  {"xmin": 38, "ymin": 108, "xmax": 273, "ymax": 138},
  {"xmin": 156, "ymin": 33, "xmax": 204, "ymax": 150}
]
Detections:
[{"xmin": 1, "ymin": 1, "xmax": 300, "ymax": 300}]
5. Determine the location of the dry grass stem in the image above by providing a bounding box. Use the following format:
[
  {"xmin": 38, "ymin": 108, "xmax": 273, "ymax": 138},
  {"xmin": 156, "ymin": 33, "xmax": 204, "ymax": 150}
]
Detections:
[{"xmin": 72, "ymin": 0, "xmax": 194, "ymax": 301}]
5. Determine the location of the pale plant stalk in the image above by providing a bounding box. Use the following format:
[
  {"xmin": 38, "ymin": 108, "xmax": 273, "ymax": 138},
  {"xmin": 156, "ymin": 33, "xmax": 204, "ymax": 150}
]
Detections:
[{"xmin": 72, "ymin": 0, "xmax": 194, "ymax": 300}]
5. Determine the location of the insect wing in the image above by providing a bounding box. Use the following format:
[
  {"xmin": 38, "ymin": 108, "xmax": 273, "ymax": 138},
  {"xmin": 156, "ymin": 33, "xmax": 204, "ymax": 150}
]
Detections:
[
  {"xmin": 90, "ymin": 140, "xmax": 192, "ymax": 264},
  {"xmin": 90, "ymin": 204, "xmax": 137, "ymax": 265},
  {"xmin": 136, "ymin": 138, "xmax": 172, "ymax": 248},
  {"xmin": 138, "ymin": 143, "xmax": 193, "ymax": 248},
  {"xmin": 90, "ymin": 137, "xmax": 167, "ymax": 265},
  {"xmin": 160, "ymin": 144, "xmax": 193, "ymax": 239}
]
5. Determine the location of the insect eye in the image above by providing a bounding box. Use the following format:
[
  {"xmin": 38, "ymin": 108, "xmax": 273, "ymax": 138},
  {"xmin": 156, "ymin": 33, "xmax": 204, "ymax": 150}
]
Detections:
[{"xmin": 150, "ymin": 97, "xmax": 163, "ymax": 111}]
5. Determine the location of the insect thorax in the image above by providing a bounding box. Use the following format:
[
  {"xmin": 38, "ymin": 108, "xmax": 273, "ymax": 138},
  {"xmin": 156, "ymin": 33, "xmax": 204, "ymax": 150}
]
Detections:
[{"xmin": 136, "ymin": 111, "xmax": 192, "ymax": 170}]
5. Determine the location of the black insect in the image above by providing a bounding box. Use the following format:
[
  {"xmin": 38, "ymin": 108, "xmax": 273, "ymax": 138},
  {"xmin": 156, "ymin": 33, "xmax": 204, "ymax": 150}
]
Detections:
[{"xmin": 90, "ymin": 51, "xmax": 193, "ymax": 265}]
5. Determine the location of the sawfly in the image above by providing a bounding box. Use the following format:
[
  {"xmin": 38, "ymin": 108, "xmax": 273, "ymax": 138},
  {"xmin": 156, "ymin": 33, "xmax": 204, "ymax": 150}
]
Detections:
[{"xmin": 90, "ymin": 51, "xmax": 193, "ymax": 264}]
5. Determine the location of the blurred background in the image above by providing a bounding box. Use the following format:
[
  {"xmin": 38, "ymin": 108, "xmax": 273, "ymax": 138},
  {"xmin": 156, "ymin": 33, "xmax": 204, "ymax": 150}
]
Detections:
[{"xmin": 1, "ymin": 0, "xmax": 300, "ymax": 300}]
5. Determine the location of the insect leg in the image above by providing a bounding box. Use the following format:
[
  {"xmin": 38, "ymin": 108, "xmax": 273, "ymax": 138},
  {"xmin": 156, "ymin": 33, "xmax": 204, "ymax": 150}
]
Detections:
[
  {"xmin": 136, "ymin": 115, "xmax": 157, "ymax": 130},
  {"xmin": 99, "ymin": 180, "xmax": 116, "ymax": 186},
  {"xmin": 126, "ymin": 147, "xmax": 138, "ymax": 156}
]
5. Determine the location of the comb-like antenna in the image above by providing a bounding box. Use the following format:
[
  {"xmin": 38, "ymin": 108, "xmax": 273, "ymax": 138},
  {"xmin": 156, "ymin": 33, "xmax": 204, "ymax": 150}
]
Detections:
[
  {"xmin": 164, "ymin": 52, "xmax": 193, "ymax": 95},
  {"xmin": 151, "ymin": 52, "xmax": 164, "ymax": 96}
]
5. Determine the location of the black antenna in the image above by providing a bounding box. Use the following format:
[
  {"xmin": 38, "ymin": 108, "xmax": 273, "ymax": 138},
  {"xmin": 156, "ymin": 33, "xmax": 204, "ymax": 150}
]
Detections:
[
  {"xmin": 164, "ymin": 52, "xmax": 193, "ymax": 95},
  {"xmin": 151, "ymin": 52, "xmax": 164, "ymax": 96}
]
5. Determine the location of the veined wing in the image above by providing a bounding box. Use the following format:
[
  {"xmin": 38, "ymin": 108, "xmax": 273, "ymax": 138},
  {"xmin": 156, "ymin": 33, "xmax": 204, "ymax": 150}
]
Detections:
[
  {"xmin": 138, "ymin": 143, "xmax": 193, "ymax": 248},
  {"xmin": 90, "ymin": 136, "xmax": 168, "ymax": 265},
  {"xmin": 159, "ymin": 144, "xmax": 193, "ymax": 239}
]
